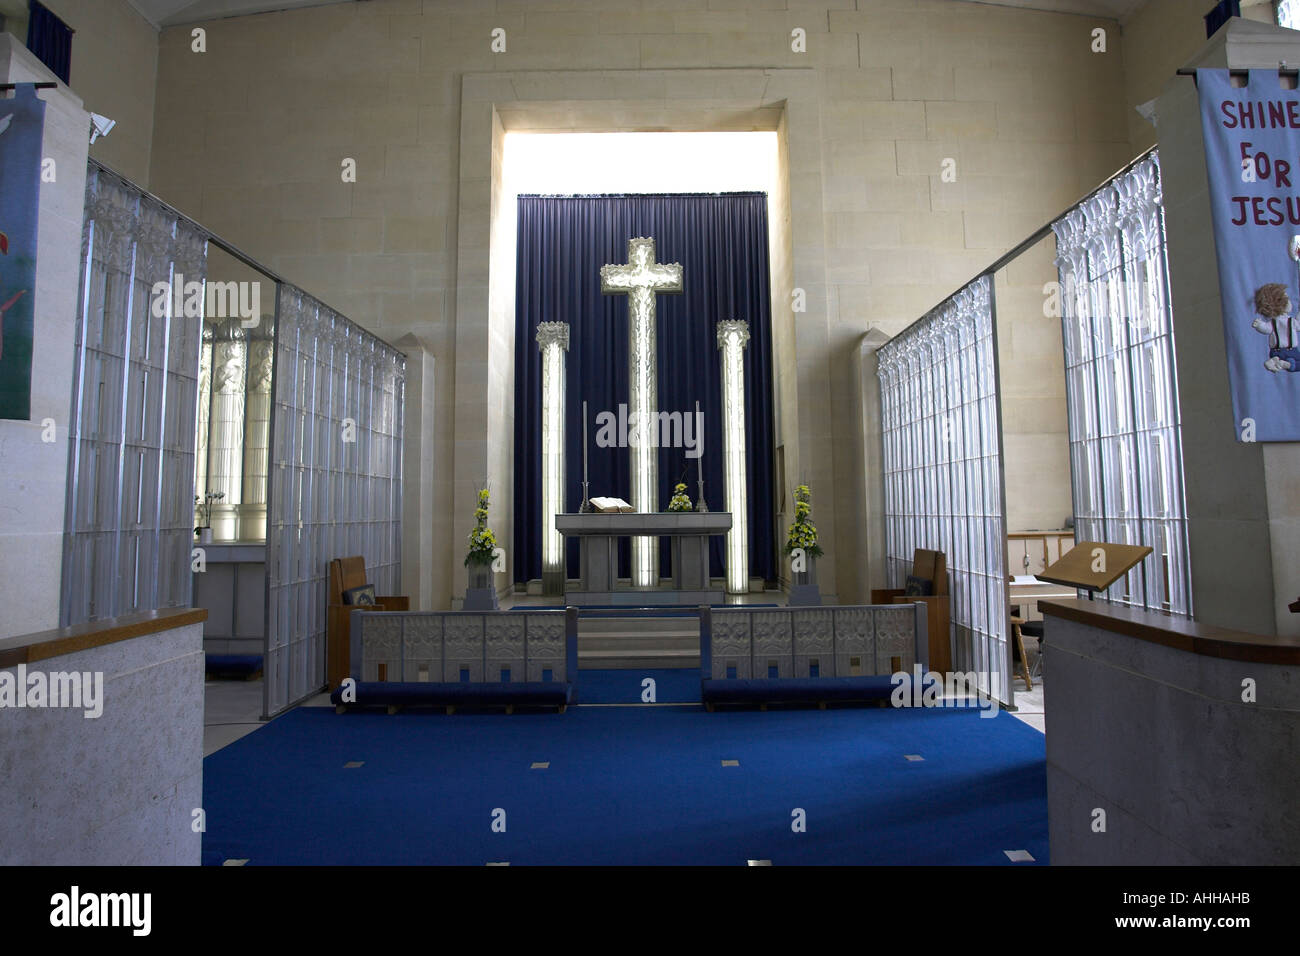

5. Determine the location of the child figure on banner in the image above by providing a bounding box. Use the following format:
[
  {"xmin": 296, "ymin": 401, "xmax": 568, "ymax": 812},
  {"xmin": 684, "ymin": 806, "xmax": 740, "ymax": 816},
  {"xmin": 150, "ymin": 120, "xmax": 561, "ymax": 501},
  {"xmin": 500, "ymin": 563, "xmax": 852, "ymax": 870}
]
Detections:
[
  {"xmin": 1253, "ymin": 283, "xmax": 1300, "ymax": 373},
  {"xmin": 1251, "ymin": 236, "xmax": 1300, "ymax": 374}
]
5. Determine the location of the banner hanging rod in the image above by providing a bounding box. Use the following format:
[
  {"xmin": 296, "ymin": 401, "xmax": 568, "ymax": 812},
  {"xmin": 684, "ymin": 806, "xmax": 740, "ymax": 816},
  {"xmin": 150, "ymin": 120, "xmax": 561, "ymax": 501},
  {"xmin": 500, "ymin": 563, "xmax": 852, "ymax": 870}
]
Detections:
[{"xmin": 1175, "ymin": 67, "xmax": 1300, "ymax": 81}]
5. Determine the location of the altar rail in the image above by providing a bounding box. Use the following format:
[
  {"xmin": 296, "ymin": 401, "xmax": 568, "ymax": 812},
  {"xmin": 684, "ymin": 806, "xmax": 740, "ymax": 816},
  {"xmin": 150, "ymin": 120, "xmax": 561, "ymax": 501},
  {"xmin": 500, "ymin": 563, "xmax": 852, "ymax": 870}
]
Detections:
[
  {"xmin": 350, "ymin": 607, "xmax": 577, "ymax": 685},
  {"xmin": 701, "ymin": 603, "xmax": 927, "ymax": 680}
]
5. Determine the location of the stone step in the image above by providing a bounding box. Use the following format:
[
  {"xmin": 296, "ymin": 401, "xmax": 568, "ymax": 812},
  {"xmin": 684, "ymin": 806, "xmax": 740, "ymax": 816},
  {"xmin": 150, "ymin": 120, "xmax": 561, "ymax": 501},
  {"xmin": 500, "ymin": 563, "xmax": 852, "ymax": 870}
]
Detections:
[
  {"xmin": 579, "ymin": 649, "xmax": 701, "ymax": 670},
  {"xmin": 579, "ymin": 623, "xmax": 697, "ymax": 636},
  {"xmin": 576, "ymin": 613, "xmax": 701, "ymax": 669},
  {"xmin": 581, "ymin": 638, "xmax": 698, "ymax": 654},
  {"xmin": 579, "ymin": 624, "xmax": 698, "ymax": 636}
]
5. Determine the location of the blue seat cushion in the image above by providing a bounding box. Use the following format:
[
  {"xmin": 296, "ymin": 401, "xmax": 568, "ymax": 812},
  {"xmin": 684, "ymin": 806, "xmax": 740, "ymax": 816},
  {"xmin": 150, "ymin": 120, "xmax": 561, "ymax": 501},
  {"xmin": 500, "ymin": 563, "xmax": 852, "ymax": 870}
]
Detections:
[
  {"xmin": 205, "ymin": 654, "xmax": 264, "ymax": 674},
  {"xmin": 701, "ymin": 676, "xmax": 895, "ymax": 704},
  {"xmin": 331, "ymin": 681, "xmax": 573, "ymax": 707}
]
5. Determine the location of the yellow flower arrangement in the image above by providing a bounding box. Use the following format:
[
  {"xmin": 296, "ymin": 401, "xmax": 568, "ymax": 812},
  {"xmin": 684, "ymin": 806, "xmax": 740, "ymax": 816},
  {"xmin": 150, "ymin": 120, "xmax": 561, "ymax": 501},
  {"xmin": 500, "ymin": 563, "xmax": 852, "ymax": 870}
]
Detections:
[
  {"xmin": 784, "ymin": 484, "xmax": 823, "ymax": 557},
  {"xmin": 667, "ymin": 482, "xmax": 693, "ymax": 512},
  {"xmin": 465, "ymin": 487, "xmax": 497, "ymax": 566}
]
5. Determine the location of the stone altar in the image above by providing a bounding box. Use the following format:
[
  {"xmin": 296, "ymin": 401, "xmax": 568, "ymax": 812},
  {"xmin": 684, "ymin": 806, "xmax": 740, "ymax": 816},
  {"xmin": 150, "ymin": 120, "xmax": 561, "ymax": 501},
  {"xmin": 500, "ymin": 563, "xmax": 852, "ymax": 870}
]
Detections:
[{"xmin": 556, "ymin": 512, "xmax": 731, "ymax": 606}]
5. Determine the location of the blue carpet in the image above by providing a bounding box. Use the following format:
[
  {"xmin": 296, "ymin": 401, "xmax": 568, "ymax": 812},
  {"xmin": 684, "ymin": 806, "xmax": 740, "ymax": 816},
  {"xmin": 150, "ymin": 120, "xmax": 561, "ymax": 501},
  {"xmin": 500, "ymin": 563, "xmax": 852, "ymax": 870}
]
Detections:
[
  {"xmin": 202, "ymin": 704, "xmax": 1048, "ymax": 865},
  {"xmin": 577, "ymin": 667, "xmax": 701, "ymax": 703}
]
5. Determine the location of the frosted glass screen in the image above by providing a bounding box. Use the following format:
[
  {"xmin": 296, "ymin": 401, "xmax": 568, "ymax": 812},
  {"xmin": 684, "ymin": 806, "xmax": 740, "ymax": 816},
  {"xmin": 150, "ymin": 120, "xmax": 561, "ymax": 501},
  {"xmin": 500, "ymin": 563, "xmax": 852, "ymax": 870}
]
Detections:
[
  {"xmin": 1052, "ymin": 152, "xmax": 1191, "ymax": 616},
  {"xmin": 61, "ymin": 163, "xmax": 208, "ymax": 626},
  {"xmin": 264, "ymin": 286, "xmax": 405, "ymax": 716},
  {"xmin": 877, "ymin": 276, "xmax": 1010, "ymax": 704}
]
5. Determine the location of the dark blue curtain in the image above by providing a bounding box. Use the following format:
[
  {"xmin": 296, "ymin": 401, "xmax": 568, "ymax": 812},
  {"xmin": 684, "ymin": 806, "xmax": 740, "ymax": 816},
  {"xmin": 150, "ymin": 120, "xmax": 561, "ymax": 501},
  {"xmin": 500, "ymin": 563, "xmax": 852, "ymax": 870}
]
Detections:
[
  {"xmin": 1204, "ymin": 0, "xmax": 1239, "ymax": 38},
  {"xmin": 513, "ymin": 193, "xmax": 776, "ymax": 585},
  {"xmin": 26, "ymin": 1, "xmax": 72, "ymax": 85}
]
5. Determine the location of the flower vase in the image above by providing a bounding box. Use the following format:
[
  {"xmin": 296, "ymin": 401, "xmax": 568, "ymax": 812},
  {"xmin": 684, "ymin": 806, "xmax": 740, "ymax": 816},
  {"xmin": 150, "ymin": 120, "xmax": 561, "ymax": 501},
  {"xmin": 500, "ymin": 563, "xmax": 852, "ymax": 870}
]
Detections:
[
  {"xmin": 463, "ymin": 561, "xmax": 498, "ymax": 610},
  {"xmin": 199, "ymin": 528, "xmax": 213, "ymax": 545},
  {"xmin": 789, "ymin": 554, "xmax": 822, "ymax": 606}
]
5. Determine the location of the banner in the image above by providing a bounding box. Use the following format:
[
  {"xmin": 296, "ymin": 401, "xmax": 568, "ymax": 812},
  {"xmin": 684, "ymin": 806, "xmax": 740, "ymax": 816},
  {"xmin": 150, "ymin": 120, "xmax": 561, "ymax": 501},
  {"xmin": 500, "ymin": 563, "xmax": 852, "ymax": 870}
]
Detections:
[
  {"xmin": 1198, "ymin": 68, "xmax": 1300, "ymax": 442},
  {"xmin": 0, "ymin": 84, "xmax": 45, "ymax": 421}
]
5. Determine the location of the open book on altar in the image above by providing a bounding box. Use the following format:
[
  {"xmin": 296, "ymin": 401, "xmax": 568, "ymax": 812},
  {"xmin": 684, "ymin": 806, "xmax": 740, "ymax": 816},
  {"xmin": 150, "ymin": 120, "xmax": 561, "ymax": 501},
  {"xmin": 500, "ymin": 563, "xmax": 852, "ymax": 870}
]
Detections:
[{"xmin": 589, "ymin": 497, "xmax": 635, "ymax": 513}]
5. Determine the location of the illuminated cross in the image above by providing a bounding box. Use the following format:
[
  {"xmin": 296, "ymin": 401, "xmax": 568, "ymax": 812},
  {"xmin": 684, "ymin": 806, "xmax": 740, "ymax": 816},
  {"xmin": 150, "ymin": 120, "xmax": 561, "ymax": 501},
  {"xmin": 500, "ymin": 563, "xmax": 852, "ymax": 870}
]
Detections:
[{"xmin": 600, "ymin": 237, "xmax": 683, "ymax": 588}]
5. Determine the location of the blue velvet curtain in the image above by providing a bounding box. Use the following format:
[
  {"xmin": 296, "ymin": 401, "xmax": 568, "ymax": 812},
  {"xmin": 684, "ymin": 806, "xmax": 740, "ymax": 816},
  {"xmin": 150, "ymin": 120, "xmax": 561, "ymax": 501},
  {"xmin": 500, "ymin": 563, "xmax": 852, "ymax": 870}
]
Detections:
[
  {"xmin": 513, "ymin": 193, "xmax": 776, "ymax": 586},
  {"xmin": 26, "ymin": 1, "xmax": 72, "ymax": 85}
]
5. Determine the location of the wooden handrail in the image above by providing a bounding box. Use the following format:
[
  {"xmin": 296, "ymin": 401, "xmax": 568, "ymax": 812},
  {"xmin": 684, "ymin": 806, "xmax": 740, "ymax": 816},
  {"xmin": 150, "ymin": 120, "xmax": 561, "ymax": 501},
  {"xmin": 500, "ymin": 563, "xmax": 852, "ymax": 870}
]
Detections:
[
  {"xmin": 0, "ymin": 608, "xmax": 208, "ymax": 668},
  {"xmin": 1041, "ymin": 599, "xmax": 1300, "ymax": 666}
]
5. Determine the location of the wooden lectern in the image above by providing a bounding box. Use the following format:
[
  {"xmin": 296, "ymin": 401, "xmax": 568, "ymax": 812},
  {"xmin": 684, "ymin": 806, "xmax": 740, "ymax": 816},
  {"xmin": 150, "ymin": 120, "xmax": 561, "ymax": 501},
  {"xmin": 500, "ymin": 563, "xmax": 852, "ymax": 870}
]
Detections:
[
  {"xmin": 1034, "ymin": 540, "xmax": 1153, "ymax": 594},
  {"xmin": 1013, "ymin": 539, "xmax": 1153, "ymax": 686},
  {"xmin": 872, "ymin": 548, "xmax": 952, "ymax": 674}
]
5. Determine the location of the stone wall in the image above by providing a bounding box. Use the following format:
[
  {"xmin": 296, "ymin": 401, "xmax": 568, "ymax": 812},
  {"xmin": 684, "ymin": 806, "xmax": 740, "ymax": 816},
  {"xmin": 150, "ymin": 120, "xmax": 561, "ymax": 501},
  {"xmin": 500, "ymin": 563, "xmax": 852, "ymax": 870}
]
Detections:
[
  {"xmin": 1044, "ymin": 612, "xmax": 1299, "ymax": 865},
  {"xmin": 1156, "ymin": 18, "xmax": 1300, "ymax": 636},
  {"xmin": 996, "ymin": 242, "xmax": 1073, "ymax": 535},
  {"xmin": 0, "ymin": 620, "xmax": 205, "ymax": 865},
  {"xmin": 42, "ymin": 0, "xmax": 159, "ymax": 186},
  {"xmin": 1122, "ymin": 0, "xmax": 1278, "ymax": 155}
]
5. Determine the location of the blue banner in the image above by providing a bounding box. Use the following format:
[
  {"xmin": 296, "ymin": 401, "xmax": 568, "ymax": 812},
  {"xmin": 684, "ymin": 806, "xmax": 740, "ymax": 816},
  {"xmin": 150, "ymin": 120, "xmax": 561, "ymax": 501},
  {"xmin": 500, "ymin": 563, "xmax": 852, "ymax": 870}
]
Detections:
[
  {"xmin": 1198, "ymin": 68, "xmax": 1300, "ymax": 442},
  {"xmin": 0, "ymin": 84, "xmax": 45, "ymax": 421}
]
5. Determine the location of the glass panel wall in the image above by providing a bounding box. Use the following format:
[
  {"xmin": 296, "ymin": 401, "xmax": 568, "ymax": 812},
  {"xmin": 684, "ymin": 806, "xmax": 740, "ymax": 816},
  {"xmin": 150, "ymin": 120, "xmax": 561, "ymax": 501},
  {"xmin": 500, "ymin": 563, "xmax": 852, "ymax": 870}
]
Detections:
[
  {"xmin": 1052, "ymin": 152, "xmax": 1191, "ymax": 615},
  {"xmin": 265, "ymin": 287, "xmax": 405, "ymax": 716},
  {"xmin": 877, "ymin": 276, "xmax": 1011, "ymax": 704},
  {"xmin": 61, "ymin": 163, "xmax": 208, "ymax": 625},
  {"xmin": 63, "ymin": 161, "xmax": 407, "ymax": 721}
]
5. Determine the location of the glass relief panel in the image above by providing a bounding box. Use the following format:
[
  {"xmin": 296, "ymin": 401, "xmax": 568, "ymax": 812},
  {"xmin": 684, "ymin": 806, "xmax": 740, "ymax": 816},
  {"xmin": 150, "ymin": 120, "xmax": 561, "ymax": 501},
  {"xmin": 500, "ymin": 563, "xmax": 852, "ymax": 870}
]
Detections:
[{"xmin": 1052, "ymin": 152, "xmax": 1191, "ymax": 616}]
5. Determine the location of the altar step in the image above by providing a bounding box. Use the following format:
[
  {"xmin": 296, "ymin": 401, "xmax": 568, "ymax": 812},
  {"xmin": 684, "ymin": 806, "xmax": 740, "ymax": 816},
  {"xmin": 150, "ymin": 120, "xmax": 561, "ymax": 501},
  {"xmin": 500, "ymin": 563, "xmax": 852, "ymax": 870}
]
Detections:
[{"xmin": 577, "ymin": 615, "xmax": 700, "ymax": 670}]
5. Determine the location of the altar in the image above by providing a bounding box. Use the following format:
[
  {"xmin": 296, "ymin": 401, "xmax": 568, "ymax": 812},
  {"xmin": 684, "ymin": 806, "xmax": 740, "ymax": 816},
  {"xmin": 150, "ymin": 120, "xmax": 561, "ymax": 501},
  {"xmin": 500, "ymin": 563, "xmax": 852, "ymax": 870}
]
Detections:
[
  {"xmin": 556, "ymin": 512, "xmax": 732, "ymax": 606},
  {"xmin": 523, "ymin": 234, "xmax": 761, "ymax": 604}
]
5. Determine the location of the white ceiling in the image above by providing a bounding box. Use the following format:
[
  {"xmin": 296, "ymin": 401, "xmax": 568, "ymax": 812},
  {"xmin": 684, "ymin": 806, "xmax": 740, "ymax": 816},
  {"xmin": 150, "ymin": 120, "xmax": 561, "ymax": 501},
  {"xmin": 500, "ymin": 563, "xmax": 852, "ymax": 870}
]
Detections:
[{"xmin": 124, "ymin": 0, "xmax": 1152, "ymax": 30}]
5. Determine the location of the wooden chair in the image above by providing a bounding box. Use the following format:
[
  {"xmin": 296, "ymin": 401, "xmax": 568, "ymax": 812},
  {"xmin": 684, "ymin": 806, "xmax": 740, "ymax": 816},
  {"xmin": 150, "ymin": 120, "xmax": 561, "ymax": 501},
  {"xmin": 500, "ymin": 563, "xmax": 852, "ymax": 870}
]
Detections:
[
  {"xmin": 871, "ymin": 548, "xmax": 952, "ymax": 674},
  {"xmin": 327, "ymin": 556, "xmax": 410, "ymax": 689},
  {"xmin": 1009, "ymin": 615, "xmax": 1033, "ymax": 690}
]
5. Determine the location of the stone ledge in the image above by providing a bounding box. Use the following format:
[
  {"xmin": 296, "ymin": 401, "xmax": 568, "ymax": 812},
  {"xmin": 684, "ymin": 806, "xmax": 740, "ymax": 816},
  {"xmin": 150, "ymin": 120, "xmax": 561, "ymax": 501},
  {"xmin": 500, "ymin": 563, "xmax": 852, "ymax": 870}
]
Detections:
[
  {"xmin": 1041, "ymin": 598, "xmax": 1300, "ymax": 665},
  {"xmin": 0, "ymin": 607, "xmax": 209, "ymax": 668}
]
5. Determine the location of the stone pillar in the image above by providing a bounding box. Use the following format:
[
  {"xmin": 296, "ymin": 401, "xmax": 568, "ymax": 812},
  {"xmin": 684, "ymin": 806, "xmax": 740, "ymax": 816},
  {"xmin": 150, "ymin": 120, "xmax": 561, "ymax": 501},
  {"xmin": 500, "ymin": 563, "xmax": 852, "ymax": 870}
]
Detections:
[
  {"xmin": 239, "ymin": 324, "xmax": 274, "ymax": 541},
  {"xmin": 207, "ymin": 319, "xmax": 245, "ymax": 542},
  {"xmin": 194, "ymin": 327, "xmax": 212, "ymax": 510},
  {"xmin": 395, "ymin": 334, "xmax": 436, "ymax": 611},
  {"xmin": 0, "ymin": 39, "xmax": 90, "ymax": 637},
  {"xmin": 536, "ymin": 321, "xmax": 569, "ymax": 596},
  {"xmin": 717, "ymin": 320, "xmax": 750, "ymax": 594},
  {"xmin": 1154, "ymin": 18, "xmax": 1300, "ymax": 635}
]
